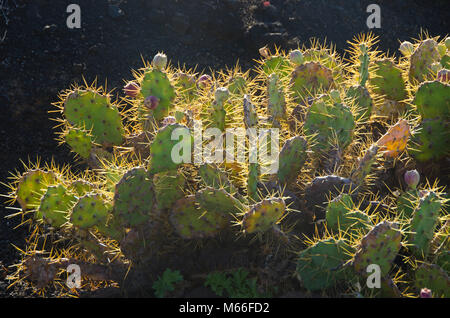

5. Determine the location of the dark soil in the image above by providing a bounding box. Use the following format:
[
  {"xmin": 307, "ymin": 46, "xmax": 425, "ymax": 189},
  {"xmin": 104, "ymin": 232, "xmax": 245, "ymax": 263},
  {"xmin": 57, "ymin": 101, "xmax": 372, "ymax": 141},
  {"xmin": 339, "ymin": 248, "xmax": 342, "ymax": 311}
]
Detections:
[{"xmin": 0, "ymin": 0, "xmax": 449, "ymax": 297}]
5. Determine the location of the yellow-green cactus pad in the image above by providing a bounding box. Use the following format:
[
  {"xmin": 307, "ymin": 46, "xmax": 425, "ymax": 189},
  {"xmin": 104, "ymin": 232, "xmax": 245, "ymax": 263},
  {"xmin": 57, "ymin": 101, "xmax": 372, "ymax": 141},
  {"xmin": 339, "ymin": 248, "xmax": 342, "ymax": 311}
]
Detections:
[
  {"xmin": 113, "ymin": 167, "xmax": 155, "ymax": 227},
  {"xmin": 353, "ymin": 221, "xmax": 402, "ymax": 277},
  {"xmin": 140, "ymin": 69, "xmax": 175, "ymax": 121},
  {"xmin": 16, "ymin": 169, "xmax": 57, "ymax": 211},
  {"xmin": 148, "ymin": 123, "xmax": 193, "ymax": 174},
  {"xmin": 70, "ymin": 194, "xmax": 110, "ymax": 230},
  {"xmin": 170, "ymin": 196, "xmax": 228, "ymax": 239},
  {"xmin": 64, "ymin": 89, "xmax": 124, "ymax": 146},
  {"xmin": 64, "ymin": 127, "xmax": 93, "ymax": 159},
  {"xmin": 38, "ymin": 185, "xmax": 76, "ymax": 228},
  {"xmin": 242, "ymin": 198, "xmax": 285, "ymax": 234},
  {"xmin": 290, "ymin": 61, "xmax": 334, "ymax": 100}
]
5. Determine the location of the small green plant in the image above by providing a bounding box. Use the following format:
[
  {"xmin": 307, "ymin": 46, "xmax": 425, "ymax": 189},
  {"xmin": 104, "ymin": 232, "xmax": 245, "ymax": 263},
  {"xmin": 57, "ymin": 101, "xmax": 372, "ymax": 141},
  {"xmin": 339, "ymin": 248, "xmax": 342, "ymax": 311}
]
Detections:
[
  {"xmin": 204, "ymin": 268, "xmax": 267, "ymax": 298},
  {"xmin": 152, "ymin": 268, "xmax": 184, "ymax": 298}
]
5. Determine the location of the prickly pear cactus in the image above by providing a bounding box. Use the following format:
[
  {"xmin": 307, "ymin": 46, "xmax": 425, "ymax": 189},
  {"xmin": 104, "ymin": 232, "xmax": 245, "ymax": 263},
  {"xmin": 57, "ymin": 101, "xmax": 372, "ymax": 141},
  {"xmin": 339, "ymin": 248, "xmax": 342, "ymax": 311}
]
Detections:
[{"xmin": 3, "ymin": 34, "xmax": 449, "ymax": 298}]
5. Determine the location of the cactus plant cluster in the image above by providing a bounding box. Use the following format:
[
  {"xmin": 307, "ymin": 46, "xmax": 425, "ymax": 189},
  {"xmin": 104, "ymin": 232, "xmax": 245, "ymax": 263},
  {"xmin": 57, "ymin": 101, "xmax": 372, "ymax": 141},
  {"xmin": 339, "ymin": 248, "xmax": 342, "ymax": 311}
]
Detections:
[{"xmin": 2, "ymin": 32, "xmax": 449, "ymax": 298}]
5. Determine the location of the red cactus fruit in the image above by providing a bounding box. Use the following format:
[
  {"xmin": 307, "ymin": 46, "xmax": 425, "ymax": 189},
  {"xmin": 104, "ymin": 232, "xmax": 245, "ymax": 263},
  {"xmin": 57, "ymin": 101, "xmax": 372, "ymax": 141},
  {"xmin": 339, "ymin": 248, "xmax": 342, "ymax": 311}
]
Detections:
[
  {"xmin": 144, "ymin": 95, "xmax": 159, "ymax": 110},
  {"xmin": 123, "ymin": 82, "xmax": 140, "ymax": 98}
]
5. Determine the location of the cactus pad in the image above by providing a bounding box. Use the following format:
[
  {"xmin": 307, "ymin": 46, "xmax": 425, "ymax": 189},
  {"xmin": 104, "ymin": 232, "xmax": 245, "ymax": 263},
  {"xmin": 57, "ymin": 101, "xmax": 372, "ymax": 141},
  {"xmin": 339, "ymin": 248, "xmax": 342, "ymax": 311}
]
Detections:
[
  {"xmin": 277, "ymin": 135, "xmax": 308, "ymax": 185},
  {"xmin": 326, "ymin": 194, "xmax": 372, "ymax": 234},
  {"xmin": 38, "ymin": 185, "xmax": 76, "ymax": 228},
  {"xmin": 409, "ymin": 39, "xmax": 441, "ymax": 83},
  {"xmin": 70, "ymin": 194, "xmax": 110, "ymax": 230},
  {"xmin": 153, "ymin": 170, "xmax": 185, "ymax": 210},
  {"xmin": 196, "ymin": 186, "xmax": 244, "ymax": 216},
  {"xmin": 290, "ymin": 62, "xmax": 334, "ymax": 100},
  {"xmin": 63, "ymin": 90, "xmax": 124, "ymax": 146},
  {"xmin": 415, "ymin": 263, "xmax": 449, "ymax": 297},
  {"xmin": 296, "ymin": 238, "xmax": 353, "ymax": 291},
  {"xmin": 413, "ymin": 81, "xmax": 450, "ymax": 119},
  {"xmin": 170, "ymin": 196, "xmax": 228, "ymax": 239},
  {"xmin": 242, "ymin": 198, "xmax": 285, "ymax": 234},
  {"xmin": 148, "ymin": 123, "xmax": 193, "ymax": 174},
  {"xmin": 140, "ymin": 69, "xmax": 176, "ymax": 121},
  {"xmin": 16, "ymin": 170, "xmax": 57, "ymax": 211},
  {"xmin": 353, "ymin": 221, "xmax": 402, "ymax": 276},
  {"xmin": 64, "ymin": 127, "xmax": 93, "ymax": 159},
  {"xmin": 376, "ymin": 119, "xmax": 410, "ymax": 158},
  {"xmin": 113, "ymin": 167, "xmax": 155, "ymax": 227},
  {"xmin": 304, "ymin": 97, "xmax": 355, "ymax": 153},
  {"xmin": 409, "ymin": 191, "xmax": 442, "ymax": 257}
]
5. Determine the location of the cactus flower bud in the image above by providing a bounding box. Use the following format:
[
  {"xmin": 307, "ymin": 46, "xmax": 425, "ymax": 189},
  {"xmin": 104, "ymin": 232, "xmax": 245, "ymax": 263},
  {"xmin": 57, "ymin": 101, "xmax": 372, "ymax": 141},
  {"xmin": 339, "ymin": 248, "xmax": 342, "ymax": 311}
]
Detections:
[
  {"xmin": 404, "ymin": 169, "xmax": 420, "ymax": 189},
  {"xmin": 214, "ymin": 87, "xmax": 229, "ymax": 104},
  {"xmin": 420, "ymin": 288, "xmax": 432, "ymax": 298},
  {"xmin": 437, "ymin": 69, "xmax": 450, "ymax": 82},
  {"xmin": 399, "ymin": 41, "xmax": 414, "ymax": 56},
  {"xmin": 197, "ymin": 74, "xmax": 212, "ymax": 89},
  {"xmin": 123, "ymin": 81, "xmax": 140, "ymax": 98},
  {"xmin": 259, "ymin": 46, "xmax": 270, "ymax": 59},
  {"xmin": 445, "ymin": 37, "xmax": 450, "ymax": 50},
  {"xmin": 289, "ymin": 49, "xmax": 304, "ymax": 65},
  {"xmin": 144, "ymin": 95, "xmax": 159, "ymax": 110},
  {"xmin": 152, "ymin": 53, "xmax": 167, "ymax": 71}
]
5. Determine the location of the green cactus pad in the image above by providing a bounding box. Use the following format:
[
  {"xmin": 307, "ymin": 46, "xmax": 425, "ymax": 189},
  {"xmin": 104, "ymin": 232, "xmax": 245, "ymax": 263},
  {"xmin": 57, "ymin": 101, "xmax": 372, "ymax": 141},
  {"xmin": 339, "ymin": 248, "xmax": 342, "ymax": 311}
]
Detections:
[
  {"xmin": 70, "ymin": 194, "xmax": 110, "ymax": 230},
  {"xmin": 16, "ymin": 170, "xmax": 57, "ymax": 211},
  {"xmin": 174, "ymin": 72, "xmax": 197, "ymax": 101},
  {"xmin": 243, "ymin": 94, "xmax": 259, "ymax": 129},
  {"xmin": 140, "ymin": 69, "xmax": 176, "ymax": 121},
  {"xmin": 113, "ymin": 167, "xmax": 155, "ymax": 227},
  {"xmin": 38, "ymin": 185, "xmax": 76, "ymax": 228},
  {"xmin": 326, "ymin": 194, "xmax": 372, "ymax": 235},
  {"xmin": 304, "ymin": 97, "xmax": 355, "ymax": 154},
  {"xmin": 170, "ymin": 196, "xmax": 228, "ymax": 239},
  {"xmin": 196, "ymin": 186, "xmax": 245, "ymax": 216},
  {"xmin": 228, "ymin": 75, "xmax": 247, "ymax": 94},
  {"xmin": 411, "ymin": 118, "xmax": 449, "ymax": 162},
  {"xmin": 69, "ymin": 180, "xmax": 95, "ymax": 197},
  {"xmin": 247, "ymin": 163, "xmax": 259, "ymax": 202},
  {"xmin": 267, "ymin": 73, "xmax": 286, "ymax": 127},
  {"xmin": 64, "ymin": 89, "xmax": 124, "ymax": 146},
  {"xmin": 64, "ymin": 127, "xmax": 93, "ymax": 159},
  {"xmin": 262, "ymin": 55, "xmax": 291, "ymax": 77},
  {"xmin": 370, "ymin": 59, "xmax": 408, "ymax": 102},
  {"xmin": 413, "ymin": 81, "xmax": 450, "ymax": 119},
  {"xmin": 409, "ymin": 191, "xmax": 442, "ymax": 257},
  {"xmin": 242, "ymin": 198, "xmax": 285, "ymax": 234},
  {"xmin": 353, "ymin": 221, "xmax": 402, "ymax": 277},
  {"xmin": 409, "ymin": 39, "xmax": 441, "ymax": 83},
  {"xmin": 346, "ymin": 85, "xmax": 373, "ymax": 120},
  {"xmin": 148, "ymin": 123, "xmax": 193, "ymax": 174},
  {"xmin": 290, "ymin": 62, "xmax": 334, "ymax": 100},
  {"xmin": 277, "ymin": 136, "xmax": 307, "ymax": 185},
  {"xmin": 350, "ymin": 144, "xmax": 379, "ymax": 186},
  {"xmin": 198, "ymin": 164, "xmax": 236, "ymax": 194},
  {"xmin": 153, "ymin": 170, "xmax": 185, "ymax": 210},
  {"xmin": 296, "ymin": 238, "xmax": 353, "ymax": 291},
  {"xmin": 415, "ymin": 263, "xmax": 450, "ymax": 297}
]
